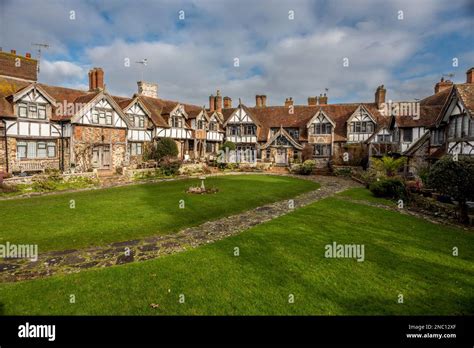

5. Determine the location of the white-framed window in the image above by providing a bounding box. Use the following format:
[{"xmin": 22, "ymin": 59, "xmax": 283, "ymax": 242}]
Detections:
[
  {"xmin": 91, "ymin": 108, "xmax": 113, "ymax": 125},
  {"xmin": 129, "ymin": 142, "xmax": 143, "ymax": 156},
  {"xmin": 172, "ymin": 116, "xmax": 182, "ymax": 128},
  {"xmin": 17, "ymin": 102, "xmax": 47, "ymax": 120},
  {"xmin": 17, "ymin": 140, "xmax": 56, "ymax": 159},
  {"xmin": 131, "ymin": 114, "xmax": 145, "ymax": 128},
  {"xmin": 314, "ymin": 144, "xmax": 331, "ymax": 157},
  {"xmin": 209, "ymin": 121, "xmax": 217, "ymax": 131},
  {"xmin": 350, "ymin": 121, "xmax": 374, "ymax": 133},
  {"xmin": 243, "ymin": 125, "xmax": 256, "ymax": 135}
]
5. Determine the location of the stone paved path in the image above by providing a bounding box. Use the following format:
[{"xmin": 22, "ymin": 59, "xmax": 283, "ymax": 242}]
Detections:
[{"xmin": 0, "ymin": 175, "xmax": 359, "ymax": 283}]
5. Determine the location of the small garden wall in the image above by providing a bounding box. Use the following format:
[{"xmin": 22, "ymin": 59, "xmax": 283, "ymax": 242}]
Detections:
[
  {"xmin": 3, "ymin": 172, "xmax": 98, "ymax": 185},
  {"xmin": 409, "ymin": 193, "xmax": 462, "ymax": 222}
]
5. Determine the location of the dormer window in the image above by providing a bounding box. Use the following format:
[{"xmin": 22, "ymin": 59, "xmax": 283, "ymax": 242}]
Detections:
[
  {"xmin": 172, "ymin": 116, "xmax": 183, "ymax": 128},
  {"xmin": 91, "ymin": 108, "xmax": 113, "ymax": 125},
  {"xmin": 131, "ymin": 114, "xmax": 145, "ymax": 128},
  {"xmin": 350, "ymin": 121, "xmax": 374, "ymax": 133},
  {"xmin": 17, "ymin": 102, "xmax": 47, "ymax": 120},
  {"xmin": 310, "ymin": 114, "xmax": 332, "ymax": 135},
  {"xmin": 243, "ymin": 125, "xmax": 256, "ymax": 135},
  {"xmin": 313, "ymin": 123, "xmax": 331, "ymax": 134}
]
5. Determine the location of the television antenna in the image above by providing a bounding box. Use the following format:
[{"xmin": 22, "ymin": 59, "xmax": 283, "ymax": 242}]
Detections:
[
  {"xmin": 442, "ymin": 73, "xmax": 455, "ymax": 80},
  {"xmin": 135, "ymin": 58, "xmax": 148, "ymax": 81},
  {"xmin": 31, "ymin": 43, "xmax": 50, "ymax": 74}
]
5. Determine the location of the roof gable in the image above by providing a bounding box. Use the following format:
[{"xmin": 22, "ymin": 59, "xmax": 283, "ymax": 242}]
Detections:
[
  {"xmin": 306, "ymin": 109, "xmax": 336, "ymax": 127},
  {"xmin": 13, "ymin": 83, "xmax": 56, "ymax": 105}
]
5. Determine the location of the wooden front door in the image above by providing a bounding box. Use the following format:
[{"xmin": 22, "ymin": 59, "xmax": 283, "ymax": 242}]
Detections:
[
  {"xmin": 92, "ymin": 145, "xmax": 111, "ymax": 169},
  {"xmin": 275, "ymin": 148, "xmax": 287, "ymax": 165}
]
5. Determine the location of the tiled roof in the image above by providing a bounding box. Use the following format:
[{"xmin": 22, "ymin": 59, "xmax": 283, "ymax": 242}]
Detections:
[
  {"xmin": 394, "ymin": 106, "xmax": 443, "ymax": 128},
  {"xmin": 394, "ymin": 87, "xmax": 452, "ymax": 128},
  {"xmin": 456, "ymin": 83, "xmax": 474, "ymax": 115},
  {"xmin": 236, "ymin": 103, "xmax": 387, "ymax": 142}
]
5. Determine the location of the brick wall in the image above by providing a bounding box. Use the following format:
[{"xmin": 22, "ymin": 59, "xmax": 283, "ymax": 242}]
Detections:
[{"xmin": 72, "ymin": 125, "xmax": 127, "ymax": 172}]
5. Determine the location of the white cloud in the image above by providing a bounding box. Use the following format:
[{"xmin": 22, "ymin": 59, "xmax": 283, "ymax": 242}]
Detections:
[{"xmin": 1, "ymin": 0, "xmax": 472, "ymax": 106}]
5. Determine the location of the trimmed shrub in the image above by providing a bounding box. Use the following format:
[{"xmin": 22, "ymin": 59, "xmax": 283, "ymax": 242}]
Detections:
[
  {"xmin": 302, "ymin": 144, "xmax": 313, "ymax": 162},
  {"xmin": 427, "ymin": 156, "xmax": 474, "ymax": 223},
  {"xmin": 334, "ymin": 167, "xmax": 352, "ymax": 177},
  {"xmin": 220, "ymin": 141, "xmax": 236, "ymax": 151},
  {"xmin": 369, "ymin": 178, "xmax": 406, "ymax": 200},
  {"xmin": 291, "ymin": 160, "xmax": 316, "ymax": 175},
  {"xmin": 159, "ymin": 157, "xmax": 181, "ymax": 176},
  {"xmin": 155, "ymin": 138, "xmax": 179, "ymax": 160}
]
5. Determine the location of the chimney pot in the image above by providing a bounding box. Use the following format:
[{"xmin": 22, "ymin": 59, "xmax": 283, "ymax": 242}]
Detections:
[
  {"xmin": 284, "ymin": 97, "xmax": 294, "ymax": 108},
  {"xmin": 256, "ymin": 95, "xmax": 262, "ymax": 107},
  {"xmin": 25, "ymin": 52, "xmax": 31, "ymax": 58},
  {"xmin": 10, "ymin": 49, "xmax": 16, "ymax": 55},
  {"xmin": 261, "ymin": 95, "xmax": 267, "ymax": 107},
  {"xmin": 434, "ymin": 78, "xmax": 453, "ymax": 94},
  {"xmin": 319, "ymin": 93, "xmax": 328, "ymax": 105}
]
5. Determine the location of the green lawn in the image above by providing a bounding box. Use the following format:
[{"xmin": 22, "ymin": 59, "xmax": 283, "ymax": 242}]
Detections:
[
  {"xmin": 0, "ymin": 175, "xmax": 319, "ymax": 252},
  {"xmin": 1, "ymin": 191, "xmax": 472, "ymax": 315},
  {"xmin": 336, "ymin": 187, "xmax": 395, "ymax": 206}
]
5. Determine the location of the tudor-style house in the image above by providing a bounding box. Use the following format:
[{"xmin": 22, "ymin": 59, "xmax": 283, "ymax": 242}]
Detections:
[
  {"xmin": 0, "ymin": 48, "xmax": 472, "ymax": 176},
  {"xmin": 364, "ymin": 68, "xmax": 474, "ymax": 174},
  {"xmin": 218, "ymin": 91, "xmax": 388, "ymax": 167},
  {"xmin": 0, "ymin": 50, "xmax": 209, "ymax": 175}
]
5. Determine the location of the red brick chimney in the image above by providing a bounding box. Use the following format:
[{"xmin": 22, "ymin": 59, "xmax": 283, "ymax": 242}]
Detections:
[
  {"xmin": 88, "ymin": 69, "xmax": 96, "ymax": 91},
  {"xmin": 255, "ymin": 95, "xmax": 262, "ymax": 107},
  {"xmin": 375, "ymin": 85, "xmax": 386, "ymax": 108},
  {"xmin": 10, "ymin": 49, "xmax": 16, "ymax": 55},
  {"xmin": 209, "ymin": 94, "xmax": 215, "ymax": 112},
  {"xmin": 319, "ymin": 93, "xmax": 328, "ymax": 105},
  {"xmin": 223, "ymin": 96, "xmax": 232, "ymax": 109},
  {"xmin": 261, "ymin": 95, "xmax": 267, "ymax": 107},
  {"xmin": 215, "ymin": 90, "xmax": 222, "ymax": 113},
  {"xmin": 284, "ymin": 97, "xmax": 294, "ymax": 107},
  {"xmin": 466, "ymin": 68, "xmax": 474, "ymax": 84},
  {"xmin": 308, "ymin": 97, "xmax": 317, "ymax": 106},
  {"xmin": 25, "ymin": 52, "xmax": 31, "ymax": 58},
  {"xmin": 88, "ymin": 68, "xmax": 105, "ymax": 91},
  {"xmin": 434, "ymin": 77, "xmax": 453, "ymax": 94}
]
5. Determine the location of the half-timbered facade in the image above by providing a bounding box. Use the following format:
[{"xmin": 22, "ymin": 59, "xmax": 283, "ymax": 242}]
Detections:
[{"xmin": 0, "ymin": 49, "xmax": 472, "ymax": 175}]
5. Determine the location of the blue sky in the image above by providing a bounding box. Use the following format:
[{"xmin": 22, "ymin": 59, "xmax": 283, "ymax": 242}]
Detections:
[{"xmin": 0, "ymin": 0, "xmax": 473, "ymax": 106}]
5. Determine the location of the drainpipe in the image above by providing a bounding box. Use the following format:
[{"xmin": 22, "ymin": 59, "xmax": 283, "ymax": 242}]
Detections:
[
  {"xmin": 3, "ymin": 120, "xmax": 9, "ymax": 174},
  {"xmin": 60, "ymin": 121, "xmax": 65, "ymax": 172}
]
